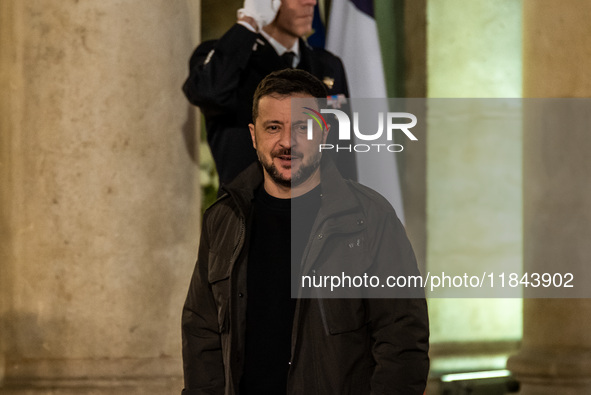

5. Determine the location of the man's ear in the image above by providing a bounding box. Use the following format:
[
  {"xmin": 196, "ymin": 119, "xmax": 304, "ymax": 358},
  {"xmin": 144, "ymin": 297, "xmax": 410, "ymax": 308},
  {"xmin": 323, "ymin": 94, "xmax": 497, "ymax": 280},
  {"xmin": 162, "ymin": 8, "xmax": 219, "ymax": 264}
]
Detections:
[
  {"xmin": 322, "ymin": 124, "xmax": 330, "ymax": 144},
  {"xmin": 249, "ymin": 123, "xmax": 257, "ymax": 149}
]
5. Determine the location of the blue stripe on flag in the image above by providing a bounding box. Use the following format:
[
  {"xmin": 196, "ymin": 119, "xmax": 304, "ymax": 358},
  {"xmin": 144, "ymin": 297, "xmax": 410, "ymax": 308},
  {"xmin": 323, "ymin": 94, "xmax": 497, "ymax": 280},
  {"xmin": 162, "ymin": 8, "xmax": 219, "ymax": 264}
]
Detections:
[
  {"xmin": 351, "ymin": 0, "xmax": 374, "ymax": 18},
  {"xmin": 307, "ymin": 4, "xmax": 326, "ymax": 48}
]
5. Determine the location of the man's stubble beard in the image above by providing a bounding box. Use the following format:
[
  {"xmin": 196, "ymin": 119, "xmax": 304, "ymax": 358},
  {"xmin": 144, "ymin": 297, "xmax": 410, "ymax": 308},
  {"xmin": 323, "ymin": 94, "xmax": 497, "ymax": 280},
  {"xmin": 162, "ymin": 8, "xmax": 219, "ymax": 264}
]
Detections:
[{"xmin": 258, "ymin": 148, "xmax": 322, "ymax": 188}]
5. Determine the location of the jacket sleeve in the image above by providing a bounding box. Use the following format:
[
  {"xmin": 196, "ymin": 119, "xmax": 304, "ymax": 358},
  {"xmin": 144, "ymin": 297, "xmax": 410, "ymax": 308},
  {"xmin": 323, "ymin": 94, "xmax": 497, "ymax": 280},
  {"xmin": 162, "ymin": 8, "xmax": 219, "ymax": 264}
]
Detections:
[
  {"xmin": 181, "ymin": 214, "xmax": 225, "ymax": 394},
  {"xmin": 367, "ymin": 212, "xmax": 430, "ymax": 395},
  {"xmin": 182, "ymin": 24, "xmax": 259, "ymax": 116}
]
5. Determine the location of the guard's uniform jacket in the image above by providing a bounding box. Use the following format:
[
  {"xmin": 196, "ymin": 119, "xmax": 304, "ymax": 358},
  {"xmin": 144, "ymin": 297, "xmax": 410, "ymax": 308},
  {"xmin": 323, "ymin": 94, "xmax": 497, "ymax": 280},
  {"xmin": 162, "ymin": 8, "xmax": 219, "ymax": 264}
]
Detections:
[
  {"xmin": 182, "ymin": 24, "xmax": 355, "ymax": 187},
  {"xmin": 181, "ymin": 160, "xmax": 430, "ymax": 395}
]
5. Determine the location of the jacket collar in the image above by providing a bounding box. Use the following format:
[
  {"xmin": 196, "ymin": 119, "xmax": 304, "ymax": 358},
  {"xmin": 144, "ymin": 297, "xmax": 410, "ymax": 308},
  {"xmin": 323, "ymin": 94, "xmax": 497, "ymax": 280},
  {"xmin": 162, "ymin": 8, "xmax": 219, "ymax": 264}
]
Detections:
[
  {"xmin": 259, "ymin": 29, "xmax": 301, "ymax": 60},
  {"xmin": 221, "ymin": 161, "xmax": 263, "ymax": 217},
  {"xmin": 317, "ymin": 158, "xmax": 359, "ymax": 219},
  {"xmin": 221, "ymin": 157, "xmax": 359, "ymax": 220},
  {"xmin": 255, "ymin": 33, "xmax": 309, "ymax": 70}
]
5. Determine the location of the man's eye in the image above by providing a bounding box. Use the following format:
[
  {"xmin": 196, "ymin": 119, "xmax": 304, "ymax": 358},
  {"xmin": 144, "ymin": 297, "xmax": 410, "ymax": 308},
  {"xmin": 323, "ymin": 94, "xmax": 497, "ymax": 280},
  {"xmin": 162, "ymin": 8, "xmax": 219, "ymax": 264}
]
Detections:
[
  {"xmin": 267, "ymin": 125, "xmax": 280, "ymax": 133},
  {"xmin": 294, "ymin": 125, "xmax": 308, "ymax": 134}
]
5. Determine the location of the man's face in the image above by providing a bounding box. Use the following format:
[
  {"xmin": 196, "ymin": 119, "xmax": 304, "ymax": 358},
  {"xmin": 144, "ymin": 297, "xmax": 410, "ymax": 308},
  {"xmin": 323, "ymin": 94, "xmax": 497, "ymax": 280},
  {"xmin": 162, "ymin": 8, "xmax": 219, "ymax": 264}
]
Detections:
[
  {"xmin": 274, "ymin": 0, "xmax": 316, "ymax": 39},
  {"xmin": 249, "ymin": 93, "xmax": 327, "ymax": 192}
]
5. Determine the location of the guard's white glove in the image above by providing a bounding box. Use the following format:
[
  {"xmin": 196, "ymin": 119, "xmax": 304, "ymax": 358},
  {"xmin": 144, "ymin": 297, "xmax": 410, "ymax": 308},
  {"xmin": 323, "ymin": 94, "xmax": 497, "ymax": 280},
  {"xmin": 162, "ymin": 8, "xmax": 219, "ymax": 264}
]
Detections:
[{"xmin": 237, "ymin": 0, "xmax": 281, "ymax": 30}]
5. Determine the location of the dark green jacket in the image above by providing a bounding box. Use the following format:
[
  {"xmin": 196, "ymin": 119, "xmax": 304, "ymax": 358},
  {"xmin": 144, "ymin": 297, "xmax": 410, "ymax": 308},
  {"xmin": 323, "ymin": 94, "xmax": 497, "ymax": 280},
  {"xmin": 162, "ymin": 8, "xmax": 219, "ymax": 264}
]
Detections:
[{"xmin": 181, "ymin": 160, "xmax": 429, "ymax": 394}]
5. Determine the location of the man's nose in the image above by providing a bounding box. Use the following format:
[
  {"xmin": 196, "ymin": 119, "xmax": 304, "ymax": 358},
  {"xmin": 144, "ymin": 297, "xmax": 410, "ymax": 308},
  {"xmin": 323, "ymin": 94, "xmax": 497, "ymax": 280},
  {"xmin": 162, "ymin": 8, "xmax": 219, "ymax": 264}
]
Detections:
[{"xmin": 278, "ymin": 126, "xmax": 292, "ymax": 148}]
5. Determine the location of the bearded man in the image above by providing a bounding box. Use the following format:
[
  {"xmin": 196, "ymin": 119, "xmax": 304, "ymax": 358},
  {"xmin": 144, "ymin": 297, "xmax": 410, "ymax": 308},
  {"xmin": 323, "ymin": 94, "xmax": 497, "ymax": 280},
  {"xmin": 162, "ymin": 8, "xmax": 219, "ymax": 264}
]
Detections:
[{"xmin": 181, "ymin": 69, "xmax": 429, "ymax": 395}]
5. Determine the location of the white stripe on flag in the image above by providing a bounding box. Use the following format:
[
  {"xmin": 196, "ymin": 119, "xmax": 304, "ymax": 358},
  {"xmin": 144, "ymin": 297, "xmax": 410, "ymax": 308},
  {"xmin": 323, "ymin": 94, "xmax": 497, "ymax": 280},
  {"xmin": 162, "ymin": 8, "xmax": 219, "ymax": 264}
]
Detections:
[{"xmin": 326, "ymin": 0, "xmax": 405, "ymax": 223}]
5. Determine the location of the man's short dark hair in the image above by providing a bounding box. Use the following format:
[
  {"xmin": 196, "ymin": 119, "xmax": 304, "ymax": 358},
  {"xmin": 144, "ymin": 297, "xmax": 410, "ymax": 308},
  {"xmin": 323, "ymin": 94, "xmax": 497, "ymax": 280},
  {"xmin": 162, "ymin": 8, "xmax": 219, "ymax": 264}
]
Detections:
[{"xmin": 252, "ymin": 69, "xmax": 328, "ymax": 122}]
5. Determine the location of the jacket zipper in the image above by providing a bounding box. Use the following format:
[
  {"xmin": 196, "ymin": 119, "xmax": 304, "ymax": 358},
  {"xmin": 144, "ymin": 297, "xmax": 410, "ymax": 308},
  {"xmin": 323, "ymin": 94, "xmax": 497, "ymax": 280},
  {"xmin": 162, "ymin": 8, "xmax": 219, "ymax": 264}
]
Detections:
[
  {"xmin": 228, "ymin": 211, "xmax": 246, "ymax": 393},
  {"xmin": 316, "ymin": 298, "xmax": 331, "ymax": 336}
]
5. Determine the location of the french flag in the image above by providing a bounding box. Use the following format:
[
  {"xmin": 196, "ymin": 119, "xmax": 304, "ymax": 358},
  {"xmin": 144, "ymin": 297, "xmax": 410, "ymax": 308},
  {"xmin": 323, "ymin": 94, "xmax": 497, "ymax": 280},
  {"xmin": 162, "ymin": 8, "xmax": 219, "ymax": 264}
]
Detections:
[{"xmin": 326, "ymin": 0, "xmax": 406, "ymax": 223}]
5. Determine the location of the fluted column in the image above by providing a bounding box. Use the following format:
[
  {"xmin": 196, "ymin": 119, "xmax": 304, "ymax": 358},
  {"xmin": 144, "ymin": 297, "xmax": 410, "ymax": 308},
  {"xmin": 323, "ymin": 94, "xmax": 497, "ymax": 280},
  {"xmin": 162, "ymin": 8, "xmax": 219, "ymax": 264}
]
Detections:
[
  {"xmin": 507, "ymin": 1, "xmax": 591, "ymax": 393},
  {"xmin": 0, "ymin": 1, "xmax": 200, "ymax": 393}
]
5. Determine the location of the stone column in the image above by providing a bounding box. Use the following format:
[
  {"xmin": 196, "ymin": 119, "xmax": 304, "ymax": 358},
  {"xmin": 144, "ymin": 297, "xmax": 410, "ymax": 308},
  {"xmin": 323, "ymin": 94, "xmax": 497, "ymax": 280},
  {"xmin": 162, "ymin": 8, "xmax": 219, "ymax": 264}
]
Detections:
[
  {"xmin": 0, "ymin": 1, "xmax": 200, "ymax": 393},
  {"xmin": 507, "ymin": 1, "xmax": 591, "ymax": 393}
]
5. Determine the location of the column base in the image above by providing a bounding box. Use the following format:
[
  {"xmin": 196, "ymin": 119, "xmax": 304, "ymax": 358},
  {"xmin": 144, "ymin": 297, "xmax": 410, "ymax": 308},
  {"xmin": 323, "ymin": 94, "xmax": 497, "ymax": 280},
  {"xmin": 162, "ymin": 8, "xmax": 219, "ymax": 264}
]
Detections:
[
  {"xmin": 0, "ymin": 357, "xmax": 183, "ymax": 395},
  {"xmin": 507, "ymin": 348, "xmax": 591, "ymax": 395}
]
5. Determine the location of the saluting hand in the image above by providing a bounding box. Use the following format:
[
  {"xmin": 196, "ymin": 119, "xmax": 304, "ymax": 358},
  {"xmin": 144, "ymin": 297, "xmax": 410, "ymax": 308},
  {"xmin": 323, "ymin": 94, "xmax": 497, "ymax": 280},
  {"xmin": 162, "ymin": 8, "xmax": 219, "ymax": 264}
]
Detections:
[{"xmin": 237, "ymin": 0, "xmax": 282, "ymax": 31}]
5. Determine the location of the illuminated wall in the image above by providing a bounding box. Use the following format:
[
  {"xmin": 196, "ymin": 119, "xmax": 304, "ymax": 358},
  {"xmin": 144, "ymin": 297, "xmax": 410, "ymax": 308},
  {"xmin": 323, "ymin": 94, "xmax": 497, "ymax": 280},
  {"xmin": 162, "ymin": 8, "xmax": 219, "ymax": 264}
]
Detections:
[{"xmin": 426, "ymin": 0, "xmax": 523, "ymax": 373}]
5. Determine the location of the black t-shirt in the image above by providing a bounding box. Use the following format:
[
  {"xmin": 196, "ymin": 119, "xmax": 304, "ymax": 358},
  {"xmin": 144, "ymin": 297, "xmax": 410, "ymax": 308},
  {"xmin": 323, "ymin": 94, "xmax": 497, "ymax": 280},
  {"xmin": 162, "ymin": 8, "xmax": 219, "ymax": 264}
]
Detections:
[{"xmin": 240, "ymin": 185, "xmax": 321, "ymax": 394}]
